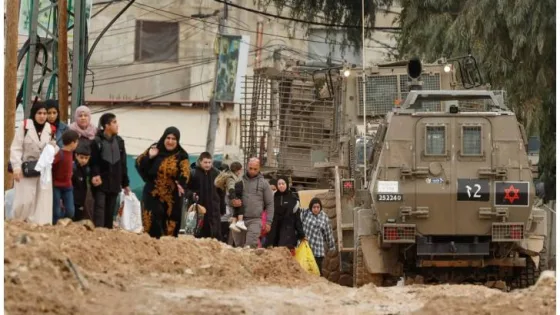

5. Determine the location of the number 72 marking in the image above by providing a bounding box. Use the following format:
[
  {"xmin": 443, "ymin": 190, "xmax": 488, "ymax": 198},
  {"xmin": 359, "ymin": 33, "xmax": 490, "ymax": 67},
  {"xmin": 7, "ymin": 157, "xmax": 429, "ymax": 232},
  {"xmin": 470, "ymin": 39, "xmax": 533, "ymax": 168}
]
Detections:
[{"xmin": 466, "ymin": 184, "xmax": 482, "ymax": 198}]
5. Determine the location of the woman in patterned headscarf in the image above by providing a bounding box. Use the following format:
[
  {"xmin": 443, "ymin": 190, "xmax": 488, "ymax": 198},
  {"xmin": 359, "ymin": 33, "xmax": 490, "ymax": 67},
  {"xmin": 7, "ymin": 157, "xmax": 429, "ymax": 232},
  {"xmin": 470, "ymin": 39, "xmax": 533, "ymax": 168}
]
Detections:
[
  {"xmin": 68, "ymin": 105, "xmax": 97, "ymax": 147},
  {"xmin": 135, "ymin": 127, "xmax": 191, "ymax": 238}
]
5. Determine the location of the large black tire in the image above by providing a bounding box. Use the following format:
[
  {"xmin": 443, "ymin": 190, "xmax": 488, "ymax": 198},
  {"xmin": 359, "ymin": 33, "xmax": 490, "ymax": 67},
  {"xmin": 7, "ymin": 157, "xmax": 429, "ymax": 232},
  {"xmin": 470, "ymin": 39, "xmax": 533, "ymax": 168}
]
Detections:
[
  {"xmin": 316, "ymin": 191, "xmax": 353, "ymax": 287},
  {"xmin": 513, "ymin": 239, "xmax": 547, "ymax": 289}
]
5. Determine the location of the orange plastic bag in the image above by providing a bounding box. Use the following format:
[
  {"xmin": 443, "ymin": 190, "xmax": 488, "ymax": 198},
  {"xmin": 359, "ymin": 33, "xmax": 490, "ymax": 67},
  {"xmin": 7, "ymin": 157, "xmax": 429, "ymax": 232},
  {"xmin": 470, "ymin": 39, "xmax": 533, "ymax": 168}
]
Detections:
[{"xmin": 294, "ymin": 240, "xmax": 320, "ymax": 276}]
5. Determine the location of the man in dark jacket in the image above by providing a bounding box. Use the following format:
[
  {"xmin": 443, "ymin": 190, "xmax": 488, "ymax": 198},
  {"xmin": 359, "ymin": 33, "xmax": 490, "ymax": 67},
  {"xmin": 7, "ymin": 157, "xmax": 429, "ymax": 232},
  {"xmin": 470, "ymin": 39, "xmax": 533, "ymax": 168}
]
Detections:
[
  {"xmin": 90, "ymin": 113, "xmax": 130, "ymax": 229},
  {"xmin": 187, "ymin": 152, "xmax": 223, "ymax": 239}
]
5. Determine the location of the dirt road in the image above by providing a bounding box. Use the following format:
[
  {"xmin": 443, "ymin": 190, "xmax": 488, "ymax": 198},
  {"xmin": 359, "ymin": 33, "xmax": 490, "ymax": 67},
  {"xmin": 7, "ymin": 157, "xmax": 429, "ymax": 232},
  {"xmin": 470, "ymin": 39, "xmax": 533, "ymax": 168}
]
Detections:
[{"xmin": 4, "ymin": 221, "xmax": 556, "ymax": 315}]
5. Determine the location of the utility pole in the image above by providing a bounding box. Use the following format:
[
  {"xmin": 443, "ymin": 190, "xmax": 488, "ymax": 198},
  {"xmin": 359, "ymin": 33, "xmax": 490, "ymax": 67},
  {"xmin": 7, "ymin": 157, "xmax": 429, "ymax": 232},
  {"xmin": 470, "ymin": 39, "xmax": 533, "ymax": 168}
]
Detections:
[
  {"xmin": 205, "ymin": 2, "xmax": 228, "ymax": 155},
  {"xmin": 5, "ymin": 0, "xmax": 21, "ymax": 190},
  {"xmin": 58, "ymin": 0, "xmax": 69, "ymax": 123},
  {"xmin": 71, "ymin": 0, "xmax": 87, "ymax": 119},
  {"xmin": 361, "ymin": 0, "xmax": 368, "ymax": 189},
  {"xmin": 254, "ymin": 20, "xmax": 264, "ymax": 68},
  {"xmin": 22, "ymin": 0, "xmax": 40, "ymax": 119},
  {"xmin": 266, "ymin": 49, "xmax": 283, "ymax": 168}
]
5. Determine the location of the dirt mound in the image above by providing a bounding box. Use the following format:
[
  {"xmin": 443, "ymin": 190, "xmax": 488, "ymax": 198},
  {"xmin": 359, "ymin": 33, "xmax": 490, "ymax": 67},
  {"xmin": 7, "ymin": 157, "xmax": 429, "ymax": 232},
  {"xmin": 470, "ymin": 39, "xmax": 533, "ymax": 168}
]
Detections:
[
  {"xmin": 4, "ymin": 220, "xmax": 320, "ymax": 314},
  {"xmin": 412, "ymin": 272, "xmax": 556, "ymax": 315},
  {"xmin": 4, "ymin": 220, "xmax": 557, "ymax": 315}
]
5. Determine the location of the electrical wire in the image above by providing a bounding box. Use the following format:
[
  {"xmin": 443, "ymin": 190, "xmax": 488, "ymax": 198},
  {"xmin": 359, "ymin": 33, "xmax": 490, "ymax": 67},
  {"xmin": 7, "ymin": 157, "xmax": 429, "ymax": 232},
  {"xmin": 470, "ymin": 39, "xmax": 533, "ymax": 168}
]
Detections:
[
  {"xmin": 91, "ymin": 1, "xmax": 113, "ymax": 19},
  {"xmin": 83, "ymin": 58, "xmax": 215, "ymax": 89},
  {"xmin": 89, "ymin": 79, "xmax": 214, "ymax": 115},
  {"xmin": 88, "ymin": 53, "xmax": 213, "ymax": 70},
  {"xmin": 88, "ymin": 0, "xmax": 179, "ymax": 34},
  {"xmin": 89, "ymin": 20, "xmax": 202, "ymax": 58},
  {"xmin": 84, "ymin": 44, "xmax": 266, "ymax": 88},
  {"xmin": 85, "ymin": 0, "xmax": 136, "ymax": 72},
  {"xmin": 16, "ymin": 37, "xmax": 51, "ymax": 108},
  {"xmin": 132, "ymin": 2, "xmax": 387, "ymax": 50},
  {"xmin": 132, "ymin": 3, "xmax": 309, "ymax": 64},
  {"xmin": 214, "ymin": 0, "xmax": 401, "ymax": 31}
]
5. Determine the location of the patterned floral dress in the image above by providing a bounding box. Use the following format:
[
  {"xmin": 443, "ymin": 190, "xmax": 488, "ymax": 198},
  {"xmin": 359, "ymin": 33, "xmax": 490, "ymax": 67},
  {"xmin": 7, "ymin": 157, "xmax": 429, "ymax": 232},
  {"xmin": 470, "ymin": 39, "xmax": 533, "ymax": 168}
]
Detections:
[{"xmin": 135, "ymin": 140, "xmax": 190, "ymax": 238}]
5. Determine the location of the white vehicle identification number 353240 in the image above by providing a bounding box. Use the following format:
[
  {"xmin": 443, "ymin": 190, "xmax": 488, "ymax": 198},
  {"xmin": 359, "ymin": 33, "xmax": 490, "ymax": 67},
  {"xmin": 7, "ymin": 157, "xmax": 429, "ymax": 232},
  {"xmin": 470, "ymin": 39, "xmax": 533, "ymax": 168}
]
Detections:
[{"xmin": 377, "ymin": 194, "xmax": 403, "ymax": 202}]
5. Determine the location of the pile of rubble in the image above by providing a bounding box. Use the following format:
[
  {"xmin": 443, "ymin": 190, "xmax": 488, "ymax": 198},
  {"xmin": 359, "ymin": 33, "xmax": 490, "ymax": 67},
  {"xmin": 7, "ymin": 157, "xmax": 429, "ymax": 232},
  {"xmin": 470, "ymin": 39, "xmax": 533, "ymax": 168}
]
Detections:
[{"xmin": 4, "ymin": 220, "xmax": 556, "ymax": 315}]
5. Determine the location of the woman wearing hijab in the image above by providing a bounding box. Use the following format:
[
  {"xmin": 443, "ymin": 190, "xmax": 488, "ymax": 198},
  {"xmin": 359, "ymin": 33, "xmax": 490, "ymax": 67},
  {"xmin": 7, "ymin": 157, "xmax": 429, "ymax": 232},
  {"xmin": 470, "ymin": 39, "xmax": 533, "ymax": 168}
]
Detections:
[
  {"xmin": 301, "ymin": 197, "xmax": 336, "ymax": 276},
  {"xmin": 45, "ymin": 99, "xmax": 69, "ymax": 148},
  {"xmin": 265, "ymin": 177, "xmax": 305, "ymax": 252},
  {"xmin": 68, "ymin": 105, "xmax": 97, "ymax": 146},
  {"xmin": 68, "ymin": 105, "xmax": 97, "ymax": 219},
  {"xmin": 10, "ymin": 102, "xmax": 59, "ymax": 225},
  {"xmin": 135, "ymin": 127, "xmax": 191, "ymax": 238}
]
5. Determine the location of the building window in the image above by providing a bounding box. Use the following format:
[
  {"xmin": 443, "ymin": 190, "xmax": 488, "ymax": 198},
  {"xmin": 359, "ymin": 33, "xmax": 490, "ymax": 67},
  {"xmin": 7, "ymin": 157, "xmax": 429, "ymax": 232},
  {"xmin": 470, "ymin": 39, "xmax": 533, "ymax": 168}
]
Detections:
[
  {"xmin": 134, "ymin": 20, "xmax": 179, "ymax": 63},
  {"xmin": 462, "ymin": 126, "xmax": 483, "ymax": 156},
  {"xmin": 425, "ymin": 126, "xmax": 446, "ymax": 155}
]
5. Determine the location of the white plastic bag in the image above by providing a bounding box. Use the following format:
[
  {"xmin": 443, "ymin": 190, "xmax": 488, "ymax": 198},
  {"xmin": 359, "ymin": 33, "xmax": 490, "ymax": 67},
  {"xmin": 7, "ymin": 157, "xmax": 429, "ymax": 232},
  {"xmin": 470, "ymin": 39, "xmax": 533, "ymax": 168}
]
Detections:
[
  {"xmin": 5, "ymin": 189, "xmax": 15, "ymax": 219},
  {"xmin": 117, "ymin": 191, "xmax": 143, "ymax": 233},
  {"xmin": 35, "ymin": 144, "xmax": 56, "ymax": 189}
]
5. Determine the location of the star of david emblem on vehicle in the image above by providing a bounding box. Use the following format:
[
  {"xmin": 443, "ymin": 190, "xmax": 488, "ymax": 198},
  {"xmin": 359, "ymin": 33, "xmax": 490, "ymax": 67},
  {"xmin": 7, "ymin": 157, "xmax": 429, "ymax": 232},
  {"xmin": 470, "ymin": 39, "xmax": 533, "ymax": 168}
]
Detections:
[{"xmin": 503, "ymin": 185, "xmax": 520, "ymax": 204}]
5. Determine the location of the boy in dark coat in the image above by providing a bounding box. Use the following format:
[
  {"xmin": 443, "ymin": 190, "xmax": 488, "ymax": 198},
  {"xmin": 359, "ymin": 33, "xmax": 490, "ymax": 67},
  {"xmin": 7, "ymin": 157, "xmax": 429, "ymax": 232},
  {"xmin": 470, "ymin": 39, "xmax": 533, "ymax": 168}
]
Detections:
[
  {"xmin": 89, "ymin": 113, "xmax": 130, "ymax": 229},
  {"xmin": 72, "ymin": 142, "xmax": 92, "ymax": 221}
]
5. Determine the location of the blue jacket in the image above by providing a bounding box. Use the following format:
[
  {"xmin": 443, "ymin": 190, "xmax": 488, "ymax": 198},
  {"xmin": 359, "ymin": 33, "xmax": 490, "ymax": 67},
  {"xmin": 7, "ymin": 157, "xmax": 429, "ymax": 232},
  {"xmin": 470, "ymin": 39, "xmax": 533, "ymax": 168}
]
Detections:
[{"xmin": 55, "ymin": 122, "xmax": 69, "ymax": 148}]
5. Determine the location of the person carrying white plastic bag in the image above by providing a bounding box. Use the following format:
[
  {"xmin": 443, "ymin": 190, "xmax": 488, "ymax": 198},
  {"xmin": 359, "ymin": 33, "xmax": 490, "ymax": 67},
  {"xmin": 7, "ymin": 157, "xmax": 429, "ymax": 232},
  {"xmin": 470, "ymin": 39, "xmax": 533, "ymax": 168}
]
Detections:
[
  {"xmin": 10, "ymin": 102, "xmax": 58, "ymax": 225},
  {"xmin": 116, "ymin": 190, "xmax": 143, "ymax": 233}
]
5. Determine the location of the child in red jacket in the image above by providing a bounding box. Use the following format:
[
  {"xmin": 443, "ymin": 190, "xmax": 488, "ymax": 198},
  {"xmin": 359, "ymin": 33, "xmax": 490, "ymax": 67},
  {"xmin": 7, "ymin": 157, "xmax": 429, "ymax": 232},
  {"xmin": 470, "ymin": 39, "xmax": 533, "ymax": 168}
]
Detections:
[{"xmin": 52, "ymin": 130, "xmax": 79, "ymax": 224}]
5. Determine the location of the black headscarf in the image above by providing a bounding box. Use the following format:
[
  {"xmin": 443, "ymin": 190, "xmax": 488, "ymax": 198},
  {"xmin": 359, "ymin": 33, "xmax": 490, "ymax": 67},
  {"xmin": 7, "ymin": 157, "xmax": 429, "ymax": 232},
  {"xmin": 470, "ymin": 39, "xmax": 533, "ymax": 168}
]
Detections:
[
  {"xmin": 29, "ymin": 102, "xmax": 47, "ymax": 134},
  {"xmin": 275, "ymin": 176, "xmax": 291, "ymax": 196},
  {"xmin": 44, "ymin": 99, "xmax": 60, "ymax": 126},
  {"xmin": 156, "ymin": 127, "xmax": 187, "ymax": 159}
]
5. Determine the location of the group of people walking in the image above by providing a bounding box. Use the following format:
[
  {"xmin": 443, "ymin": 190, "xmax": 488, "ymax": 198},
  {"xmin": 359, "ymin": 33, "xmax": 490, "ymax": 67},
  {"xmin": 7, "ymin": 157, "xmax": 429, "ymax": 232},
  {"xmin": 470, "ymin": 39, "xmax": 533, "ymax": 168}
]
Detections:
[
  {"xmin": 9, "ymin": 102, "xmax": 336, "ymax": 275},
  {"xmin": 9, "ymin": 101, "xmax": 130, "ymax": 230}
]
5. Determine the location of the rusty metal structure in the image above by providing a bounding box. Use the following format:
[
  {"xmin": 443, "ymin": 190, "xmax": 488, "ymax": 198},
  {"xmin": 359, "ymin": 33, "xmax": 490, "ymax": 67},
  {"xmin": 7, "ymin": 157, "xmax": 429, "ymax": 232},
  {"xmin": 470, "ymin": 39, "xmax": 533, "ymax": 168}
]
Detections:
[{"xmin": 240, "ymin": 67, "xmax": 338, "ymax": 188}]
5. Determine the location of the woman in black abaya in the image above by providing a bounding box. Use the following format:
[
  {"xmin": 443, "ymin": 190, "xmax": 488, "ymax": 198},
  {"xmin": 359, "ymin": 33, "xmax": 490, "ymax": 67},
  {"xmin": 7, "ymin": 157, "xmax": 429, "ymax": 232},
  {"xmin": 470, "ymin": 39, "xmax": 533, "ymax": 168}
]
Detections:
[{"xmin": 135, "ymin": 127, "xmax": 191, "ymax": 238}]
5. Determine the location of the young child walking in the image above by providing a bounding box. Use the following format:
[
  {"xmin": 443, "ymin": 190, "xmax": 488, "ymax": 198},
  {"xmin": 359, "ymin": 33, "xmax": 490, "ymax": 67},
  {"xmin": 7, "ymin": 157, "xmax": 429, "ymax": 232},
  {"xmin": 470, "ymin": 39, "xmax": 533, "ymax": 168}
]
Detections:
[
  {"xmin": 52, "ymin": 130, "xmax": 80, "ymax": 224},
  {"xmin": 214, "ymin": 161, "xmax": 246, "ymax": 232},
  {"xmin": 72, "ymin": 142, "xmax": 92, "ymax": 221}
]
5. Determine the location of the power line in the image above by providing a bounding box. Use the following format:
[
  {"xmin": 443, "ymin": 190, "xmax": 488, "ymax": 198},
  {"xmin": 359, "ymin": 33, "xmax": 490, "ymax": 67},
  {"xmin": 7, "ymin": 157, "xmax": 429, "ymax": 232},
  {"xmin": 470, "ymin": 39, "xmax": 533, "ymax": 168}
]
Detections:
[
  {"xmin": 89, "ymin": 0, "xmax": 179, "ymax": 34},
  {"xmin": 84, "ymin": 58, "xmax": 215, "ymax": 89},
  {"xmin": 214, "ymin": 0, "xmax": 401, "ymax": 32},
  {"xmin": 86, "ymin": 42, "xmax": 268, "ymax": 87},
  {"xmin": 89, "ymin": 79, "xmax": 214, "ymax": 115},
  {"xmin": 132, "ymin": 3, "xmax": 306, "ymax": 62},
  {"xmin": 89, "ymin": 21, "xmax": 202, "ymax": 57},
  {"xmin": 91, "ymin": 1, "xmax": 113, "ymax": 19},
  {"xmin": 88, "ymin": 54, "xmax": 216, "ymax": 70},
  {"xmin": 132, "ymin": 2, "xmax": 388, "ymax": 51}
]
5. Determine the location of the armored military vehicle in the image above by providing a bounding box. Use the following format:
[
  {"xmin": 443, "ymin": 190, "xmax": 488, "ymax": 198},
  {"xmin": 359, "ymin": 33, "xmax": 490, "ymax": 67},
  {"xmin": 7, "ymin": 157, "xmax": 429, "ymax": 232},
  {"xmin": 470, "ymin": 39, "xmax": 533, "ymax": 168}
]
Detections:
[
  {"xmin": 351, "ymin": 61, "xmax": 548, "ymax": 288},
  {"xmin": 240, "ymin": 56, "xmax": 546, "ymax": 288}
]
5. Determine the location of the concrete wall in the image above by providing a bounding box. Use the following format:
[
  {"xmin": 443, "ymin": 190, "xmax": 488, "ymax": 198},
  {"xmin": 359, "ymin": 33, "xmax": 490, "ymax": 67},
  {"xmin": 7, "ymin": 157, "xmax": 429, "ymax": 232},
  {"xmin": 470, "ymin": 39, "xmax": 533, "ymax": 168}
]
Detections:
[
  {"xmin": 85, "ymin": 0, "xmax": 400, "ymax": 102},
  {"xmin": 88, "ymin": 105, "xmax": 243, "ymax": 161}
]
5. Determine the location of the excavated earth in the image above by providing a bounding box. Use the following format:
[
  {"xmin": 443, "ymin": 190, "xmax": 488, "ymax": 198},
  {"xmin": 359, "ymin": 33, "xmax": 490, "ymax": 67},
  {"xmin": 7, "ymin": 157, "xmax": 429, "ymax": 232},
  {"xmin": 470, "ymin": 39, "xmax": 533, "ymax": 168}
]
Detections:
[{"xmin": 4, "ymin": 220, "xmax": 557, "ymax": 315}]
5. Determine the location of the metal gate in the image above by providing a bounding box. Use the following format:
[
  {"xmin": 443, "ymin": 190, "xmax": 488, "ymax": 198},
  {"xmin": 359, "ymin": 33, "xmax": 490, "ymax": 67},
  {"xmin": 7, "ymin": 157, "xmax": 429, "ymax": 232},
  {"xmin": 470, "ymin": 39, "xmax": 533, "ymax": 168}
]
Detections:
[{"xmin": 240, "ymin": 68, "xmax": 337, "ymax": 187}]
